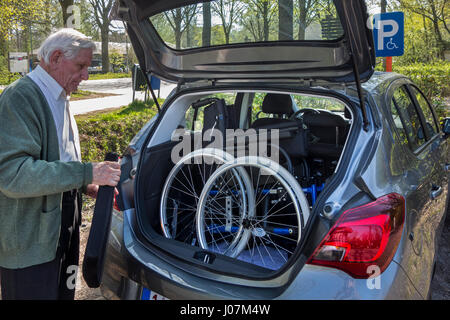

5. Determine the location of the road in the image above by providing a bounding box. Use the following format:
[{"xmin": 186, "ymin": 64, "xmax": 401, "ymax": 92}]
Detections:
[{"xmin": 72, "ymin": 77, "xmax": 176, "ymax": 115}]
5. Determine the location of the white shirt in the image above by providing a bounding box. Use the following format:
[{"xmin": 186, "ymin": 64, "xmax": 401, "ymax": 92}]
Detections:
[{"xmin": 28, "ymin": 65, "xmax": 81, "ymax": 162}]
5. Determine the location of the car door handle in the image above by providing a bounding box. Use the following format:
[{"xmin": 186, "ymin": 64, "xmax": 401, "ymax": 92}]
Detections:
[{"xmin": 430, "ymin": 185, "xmax": 442, "ymax": 200}]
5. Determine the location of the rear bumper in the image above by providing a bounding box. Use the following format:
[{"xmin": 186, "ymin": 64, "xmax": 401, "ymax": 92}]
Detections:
[{"xmin": 100, "ymin": 209, "xmax": 423, "ymax": 300}]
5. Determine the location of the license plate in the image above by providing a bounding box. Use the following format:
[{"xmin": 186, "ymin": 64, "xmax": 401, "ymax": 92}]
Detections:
[{"xmin": 141, "ymin": 287, "xmax": 169, "ymax": 300}]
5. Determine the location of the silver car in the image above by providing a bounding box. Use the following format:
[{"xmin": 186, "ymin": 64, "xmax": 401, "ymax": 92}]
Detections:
[{"xmin": 82, "ymin": 0, "xmax": 449, "ymax": 300}]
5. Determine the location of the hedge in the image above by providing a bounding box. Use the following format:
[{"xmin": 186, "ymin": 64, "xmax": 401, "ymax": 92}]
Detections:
[
  {"xmin": 392, "ymin": 62, "xmax": 450, "ymax": 99},
  {"xmin": 87, "ymin": 72, "xmax": 131, "ymax": 80},
  {"xmin": 76, "ymin": 99, "xmax": 159, "ymax": 162},
  {"xmin": 375, "ymin": 60, "xmax": 449, "ymax": 119}
]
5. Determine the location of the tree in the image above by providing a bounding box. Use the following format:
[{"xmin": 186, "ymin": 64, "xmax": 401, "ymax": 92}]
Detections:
[
  {"xmin": 78, "ymin": 0, "xmax": 100, "ymax": 40},
  {"xmin": 202, "ymin": 2, "xmax": 212, "ymax": 46},
  {"xmin": 89, "ymin": 0, "xmax": 114, "ymax": 73},
  {"xmin": 212, "ymin": 0, "xmax": 244, "ymax": 44},
  {"xmin": 58, "ymin": 0, "xmax": 74, "ymax": 27},
  {"xmin": 0, "ymin": 0, "xmax": 45, "ymax": 57},
  {"xmin": 241, "ymin": 0, "xmax": 277, "ymax": 41},
  {"xmin": 109, "ymin": 49, "xmax": 124, "ymax": 72},
  {"xmin": 398, "ymin": 0, "xmax": 449, "ymax": 58},
  {"xmin": 278, "ymin": 0, "xmax": 293, "ymax": 40},
  {"xmin": 164, "ymin": 5, "xmax": 199, "ymax": 49},
  {"xmin": 297, "ymin": 0, "xmax": 320, "ymax": 40}
]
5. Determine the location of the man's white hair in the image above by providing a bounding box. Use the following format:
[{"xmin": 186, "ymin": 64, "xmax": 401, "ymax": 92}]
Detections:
[{"xmin": 37, "ymin": 28, "xmax": 96, "ymax": 64}]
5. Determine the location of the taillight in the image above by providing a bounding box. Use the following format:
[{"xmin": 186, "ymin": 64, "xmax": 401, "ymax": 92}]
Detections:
[{"xmin": 307, "ymin": 193, "xmax": 405, "ymax": 278}]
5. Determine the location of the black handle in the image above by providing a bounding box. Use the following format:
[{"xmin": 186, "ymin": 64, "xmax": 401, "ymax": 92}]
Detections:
[{"xmin": 82, "ymin": 152, "xmax": 119, "ymax": 288}]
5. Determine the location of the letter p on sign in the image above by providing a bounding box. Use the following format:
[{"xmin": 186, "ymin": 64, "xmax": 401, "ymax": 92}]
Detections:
[{"xmin": 372, "ymin": 12, "xmax": 404, "ymax": 57}]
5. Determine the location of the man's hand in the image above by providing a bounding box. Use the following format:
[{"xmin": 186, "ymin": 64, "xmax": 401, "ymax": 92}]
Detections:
[
  {"xmin": 85, "ymin": 184, "xmax": 119, "ymax": 199},
  {"xmin": 85, "ymin": 184, "xmax": 99, "ymax": 198},
  {"xmin": 91, "ymin": 161, "xmax": 121, "ymax": 187}
]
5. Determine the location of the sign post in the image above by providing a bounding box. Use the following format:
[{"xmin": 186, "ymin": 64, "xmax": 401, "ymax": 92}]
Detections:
[{"xmin": 372, "ymin": 12, "xmax": 404, "ymax": 72}]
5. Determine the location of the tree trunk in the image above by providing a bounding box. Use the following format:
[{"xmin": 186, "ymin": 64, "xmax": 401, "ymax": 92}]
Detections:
[
  {"xmin": 0, "ymin": 32, "xmax": 8, "ymax": 61},
  {"xmin": 59, "ymin": 0, "xmax": 74, "ymax": 27},
  {"xmin": 278, "ymin": 0, "xmax": 293, "ymax": 40},
  {"xmin": 225, "ymin": 28, "xmax": 231, "ymax": 44},
  {"xmin": 263, "ymin": 2, "xmax": 269, "ymax": 41},
  {"xmin": 298, "ymin": 0, "xmax": 307, "ymax": 40},
  {"xmin": 202, "ymin": 2, "xmax": 211, "ymax": 46},
  {"xmin": 174, "ymin": 8, "xmax": 182, "ymax": 49},
  {"xmin": 429, "ymin": 1, "xmax": 445, "ymax": 59},
  {"xmin": 101, "ymin": 27, "xmax": 109, "ymax": 73}
]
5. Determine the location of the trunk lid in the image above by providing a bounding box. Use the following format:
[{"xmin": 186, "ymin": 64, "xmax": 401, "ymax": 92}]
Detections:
[{"xmin": 112, "ymin": 0, "xmax": 375, "ymax": 84}]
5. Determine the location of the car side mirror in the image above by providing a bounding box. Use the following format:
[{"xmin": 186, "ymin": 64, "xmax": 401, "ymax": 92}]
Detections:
[{"xmin": 443, "ymin": 118, "xmax": 450, "ymax": 137}]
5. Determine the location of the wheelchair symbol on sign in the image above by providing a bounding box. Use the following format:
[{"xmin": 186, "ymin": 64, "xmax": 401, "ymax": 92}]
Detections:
[{"xmin": 386, "ymin": 38, "xmax": 398, "ymax": 50}]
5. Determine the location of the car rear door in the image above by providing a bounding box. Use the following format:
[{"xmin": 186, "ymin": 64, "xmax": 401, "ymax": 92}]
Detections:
[
  {"xmin": 386, "ymin": 80, "xmax": 448, "ymax": 298},
  {"xmin": 406, "ymin": 84, "xmax": 449, "ymax": 294}
]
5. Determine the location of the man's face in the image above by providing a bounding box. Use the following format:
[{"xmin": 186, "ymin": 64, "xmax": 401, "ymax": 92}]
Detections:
[{"xmin": 49, "ymin": 48, "xmax": 92, "ymax": 95}]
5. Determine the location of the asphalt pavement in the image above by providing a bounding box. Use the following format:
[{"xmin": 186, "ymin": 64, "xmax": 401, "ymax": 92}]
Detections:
[{"xmin": 72, "ymin": 77, "xmax": 176, "ymax": 115}]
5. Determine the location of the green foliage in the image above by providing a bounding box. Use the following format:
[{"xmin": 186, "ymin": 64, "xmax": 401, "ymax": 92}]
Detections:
[
  {"xmin": 76, "ymin": 99, "xmax": 160, "ymax": 162},
  {"xmin": 393, "ymin": 61, "xmax": 450, "ymax": 98},
  {"xmin": 0, "ymin": 55, "xmax": 21, "ymax": 85},
  {"xmin": 71, "ymin": 90, "xmax": 95, "ymax": 99},
  {"xmin": 87, "ymin": 72, "xmax": 131, "ymax": 80},
  {"xmin": 109, "ymin": 50, "xmax": 126, "ymax": 73},
  {"xmin": 375, "ymin": 61, "xmax": 449, "ymax": 120}
]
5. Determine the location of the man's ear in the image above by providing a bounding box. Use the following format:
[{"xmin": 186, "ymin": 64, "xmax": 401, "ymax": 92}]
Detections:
[{"xmin": 48, "ymin": 49, "xmax": 63, "ymax": 66}]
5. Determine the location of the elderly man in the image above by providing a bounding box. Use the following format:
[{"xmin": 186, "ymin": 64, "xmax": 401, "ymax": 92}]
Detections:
[{"xmin": 0, "ymin": 29, "xmax": 121, "ymax": 300}]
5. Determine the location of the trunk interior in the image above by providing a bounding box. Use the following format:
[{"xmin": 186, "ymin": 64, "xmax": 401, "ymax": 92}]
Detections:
[{"xmin": 134, "ymin": 88, "xmax": 354, "ymax": 277}]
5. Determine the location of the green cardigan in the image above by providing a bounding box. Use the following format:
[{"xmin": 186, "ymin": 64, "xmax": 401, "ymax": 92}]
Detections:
[{"xmin": 0, "ymin": 76, "xmax": 93, "ymax": 269}]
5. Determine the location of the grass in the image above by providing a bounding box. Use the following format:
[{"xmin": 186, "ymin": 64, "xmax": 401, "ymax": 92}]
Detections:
[
  {"xmin": 76, "ymin": 99, "xmax": 162, "ymax": 162},
  {"xmin": 75, "ymin": 98, "xmax": 162, "ymax": 121},
  {"xmin": 71, "ymin": 90, "xmax": 96, "ymax": 99},
  {"xmin": 87, "ymin": 72, "xmax": 131, "ymax": 80},
  {"xmin": 71, "ymin": 89, "xmax": 118, "ymax": 101}
]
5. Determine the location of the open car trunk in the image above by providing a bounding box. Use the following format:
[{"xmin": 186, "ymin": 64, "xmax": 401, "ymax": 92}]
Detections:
[{"xmin": 133, "ymin": 88, "xmax": 356, "ymax": 278}]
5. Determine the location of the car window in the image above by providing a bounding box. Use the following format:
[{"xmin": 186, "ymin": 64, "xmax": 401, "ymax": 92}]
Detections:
[
  {"xmin": 391, "ymin": 86, "xmax": 426, "ymax": 151},
  {"xmin": 149, "ymin": 0, "xmax": 344, "ymax": 50},
  {"xmin": 409, "ymin": 86, "xmax": 439, "ymax": 138},
  {"xmin": 251, "ymin": 93, "xmax": 346, "ymax": 123}
]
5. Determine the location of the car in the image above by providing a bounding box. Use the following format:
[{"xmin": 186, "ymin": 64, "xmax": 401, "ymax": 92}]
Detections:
[
  {"xmin": 87, "ymin": 59, "xmax": 102, "ymax": 74},
  {"xmin": 82, "ymin": 0, "xmax": 450, "ymax": 300}
]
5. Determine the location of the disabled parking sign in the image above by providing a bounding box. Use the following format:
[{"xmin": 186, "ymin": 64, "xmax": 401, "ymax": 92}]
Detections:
[{"xmin": 372, "ymin": 12, "xmax": 404, "ymax": 57}]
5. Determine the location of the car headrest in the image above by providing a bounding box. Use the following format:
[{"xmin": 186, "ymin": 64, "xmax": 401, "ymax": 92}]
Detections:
[{"xmin": 262, "ymin": 93, "xmax": 293, "ymax": 115}]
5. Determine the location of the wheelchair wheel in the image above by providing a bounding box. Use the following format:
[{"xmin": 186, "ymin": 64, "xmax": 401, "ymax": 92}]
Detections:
[
  {"xmin": 160, "ymin": 148, "xmax": 253, "ymax": 247},
  {"xmin": 196, "ymin": 156, "xmax": 310, "ymax": 269}
]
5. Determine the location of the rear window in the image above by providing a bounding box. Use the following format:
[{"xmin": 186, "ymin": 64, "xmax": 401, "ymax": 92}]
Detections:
[{"xmin": 149, "ymin": 0, "xmax": 344, "ymax": 50}]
